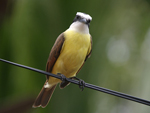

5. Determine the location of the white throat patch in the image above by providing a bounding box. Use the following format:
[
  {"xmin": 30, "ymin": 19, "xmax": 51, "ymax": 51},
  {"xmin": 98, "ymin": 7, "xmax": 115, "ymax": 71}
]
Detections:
[{"xmin": 69, "ymin": 21, "xmax": 89, "ymax": 34}]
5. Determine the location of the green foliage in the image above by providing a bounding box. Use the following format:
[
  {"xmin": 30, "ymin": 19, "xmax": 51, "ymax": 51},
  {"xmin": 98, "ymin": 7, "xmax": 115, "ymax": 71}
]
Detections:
[{"xmin": 1, "ymin": 0, "xmax": 150, "ymax": 113}]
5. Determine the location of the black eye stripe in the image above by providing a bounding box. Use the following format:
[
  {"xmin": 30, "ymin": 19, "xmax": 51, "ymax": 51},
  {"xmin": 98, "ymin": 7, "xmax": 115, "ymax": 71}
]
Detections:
[
  {"xmin": 76, "ymin": 15, "xmax": 81, "ymax": 19},
  {"xmin": 87, "ymin": 19, "xmax": 91, "ymax": 23},
  {"xmin": 73, "ymin": 15, "xmax": 91, "ymax": 26}
]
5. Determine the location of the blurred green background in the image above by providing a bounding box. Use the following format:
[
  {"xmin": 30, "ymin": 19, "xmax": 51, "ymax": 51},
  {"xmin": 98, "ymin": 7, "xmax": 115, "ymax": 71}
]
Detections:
[{"xmin": 0, "ymin": 0, "xmax": 150, "ymax": 113}]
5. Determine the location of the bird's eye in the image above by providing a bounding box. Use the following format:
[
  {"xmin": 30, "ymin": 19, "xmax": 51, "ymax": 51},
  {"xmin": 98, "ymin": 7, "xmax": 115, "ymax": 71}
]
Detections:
[
  {"xmin": 76, "ymin": 15, "xmax": 80, "ymax": 19},
  {"xmin": 87, "ymin": 19, "xmax": 91, "ymax": 24}
]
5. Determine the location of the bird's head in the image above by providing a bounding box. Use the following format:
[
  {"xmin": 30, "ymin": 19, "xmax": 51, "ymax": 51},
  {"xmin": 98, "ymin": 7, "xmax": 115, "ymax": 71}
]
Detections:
[{"xmin": 73, "ymin": 12, "xmax": 92, "ymax": 26}]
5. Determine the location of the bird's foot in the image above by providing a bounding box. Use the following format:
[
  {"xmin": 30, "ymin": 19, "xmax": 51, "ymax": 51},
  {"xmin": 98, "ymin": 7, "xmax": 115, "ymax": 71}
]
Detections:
[
  {"xmin": 57, "ymin": 73, "xmax": 66, "ymax": 82},
  {"xmin": 72, "ymin": 77, "xmax": 85, "ymax": 91}
]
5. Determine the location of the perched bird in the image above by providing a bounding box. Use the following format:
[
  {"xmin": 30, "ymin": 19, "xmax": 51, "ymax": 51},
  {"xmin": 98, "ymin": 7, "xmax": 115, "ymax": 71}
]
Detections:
[{"xmin": 33, "ymin": 12, "xmax": 92, "ymax": 108}]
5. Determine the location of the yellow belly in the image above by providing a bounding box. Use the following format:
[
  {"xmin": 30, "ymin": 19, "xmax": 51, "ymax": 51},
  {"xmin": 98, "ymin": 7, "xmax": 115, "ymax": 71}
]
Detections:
[{"xmin": 48, "ymin": 30, "xmax": 91, "ymax": 85}]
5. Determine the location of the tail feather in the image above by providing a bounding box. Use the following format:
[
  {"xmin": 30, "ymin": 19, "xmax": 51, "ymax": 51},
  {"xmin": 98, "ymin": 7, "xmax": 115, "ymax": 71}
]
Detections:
[{"xmin": 33, "ymin": 83, "xmax": 57, "ymax": 108}]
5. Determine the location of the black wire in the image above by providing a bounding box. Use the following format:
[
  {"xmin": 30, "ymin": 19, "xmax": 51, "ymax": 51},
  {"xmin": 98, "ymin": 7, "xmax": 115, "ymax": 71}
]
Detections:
[{"xmin": 0, "ymin": 58, "xmax": 150, "ymax": 106}]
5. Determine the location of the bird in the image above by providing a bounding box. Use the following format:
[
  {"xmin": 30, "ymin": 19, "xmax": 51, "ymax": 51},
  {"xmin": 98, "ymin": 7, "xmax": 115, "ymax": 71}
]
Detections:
[{"xmin": 32, "ymin": 12, "xmax": 92, "ymax": 108}]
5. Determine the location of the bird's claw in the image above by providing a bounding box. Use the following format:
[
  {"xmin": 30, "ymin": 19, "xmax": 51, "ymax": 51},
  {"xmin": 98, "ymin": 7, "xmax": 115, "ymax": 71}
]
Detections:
[
  {"xmin": 57, "ymin": 73, "xmax": 66, "ymax": 82},
  {"xmin": 79, "ymin": 79, "xmax": 85, "ymax": 91},
  {"xmin": 72, "ymin": 77, "xmax": 85, "ymax": 91}
]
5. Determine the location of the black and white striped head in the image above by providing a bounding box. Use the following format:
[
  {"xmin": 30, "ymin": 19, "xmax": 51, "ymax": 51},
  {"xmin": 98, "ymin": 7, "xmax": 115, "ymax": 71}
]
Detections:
[{"xmin": 73, "ymin": 12, "xmax": 92, "ymax": 27}]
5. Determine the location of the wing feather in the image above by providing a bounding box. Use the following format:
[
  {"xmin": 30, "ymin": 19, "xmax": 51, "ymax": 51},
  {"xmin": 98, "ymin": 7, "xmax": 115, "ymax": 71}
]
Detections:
[{"xmin": 46, "ymin": 33, "xmax": 65, "ymax": 79}]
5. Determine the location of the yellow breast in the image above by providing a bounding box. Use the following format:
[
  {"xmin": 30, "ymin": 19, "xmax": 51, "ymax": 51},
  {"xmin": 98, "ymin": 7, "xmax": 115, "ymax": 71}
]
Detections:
[{"xmin": 50, "ymin": 30, "xmax": 91, "ymax": 84}]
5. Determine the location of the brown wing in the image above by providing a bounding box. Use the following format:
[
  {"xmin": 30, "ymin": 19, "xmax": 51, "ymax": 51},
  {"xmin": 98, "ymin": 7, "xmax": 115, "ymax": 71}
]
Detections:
[
  {"xmin": 76, "ymin": 35, "xmax": 92, "ymax": 74},
  {"xmin": 46, "ymin": 33, "xmax": 65, "ymax": 79}
]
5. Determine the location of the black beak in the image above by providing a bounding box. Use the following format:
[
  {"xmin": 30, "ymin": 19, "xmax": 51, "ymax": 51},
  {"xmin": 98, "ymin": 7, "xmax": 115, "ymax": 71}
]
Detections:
[{"xmin": 79, "ymin": 18, "xmax": 87, "ymax": 24}]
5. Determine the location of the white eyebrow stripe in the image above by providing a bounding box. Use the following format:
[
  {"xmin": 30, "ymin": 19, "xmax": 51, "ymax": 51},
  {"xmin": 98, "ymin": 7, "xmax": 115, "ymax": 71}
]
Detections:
[{"xmin": 76, "ymin": 12, "xmax": 92, "ymax": 20}]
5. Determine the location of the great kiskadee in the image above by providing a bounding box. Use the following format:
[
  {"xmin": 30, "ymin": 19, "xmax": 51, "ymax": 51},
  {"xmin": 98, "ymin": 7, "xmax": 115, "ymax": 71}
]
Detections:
[{"xmin": 33, "ymin": 12, "xmax": 92, "ymax": 108}]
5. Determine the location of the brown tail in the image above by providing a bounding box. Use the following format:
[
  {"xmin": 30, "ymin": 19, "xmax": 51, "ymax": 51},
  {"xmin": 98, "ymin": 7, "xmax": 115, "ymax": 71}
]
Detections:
[{"xmin": 32, "ymin": 83, "xmax": 57, "ymax": 108}]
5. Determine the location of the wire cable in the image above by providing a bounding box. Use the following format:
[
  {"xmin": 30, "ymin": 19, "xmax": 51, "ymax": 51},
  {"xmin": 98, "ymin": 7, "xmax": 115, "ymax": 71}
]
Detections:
[{"xmin": 0, "ymin": 58, "xmax": 150, "ymax": 106}]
